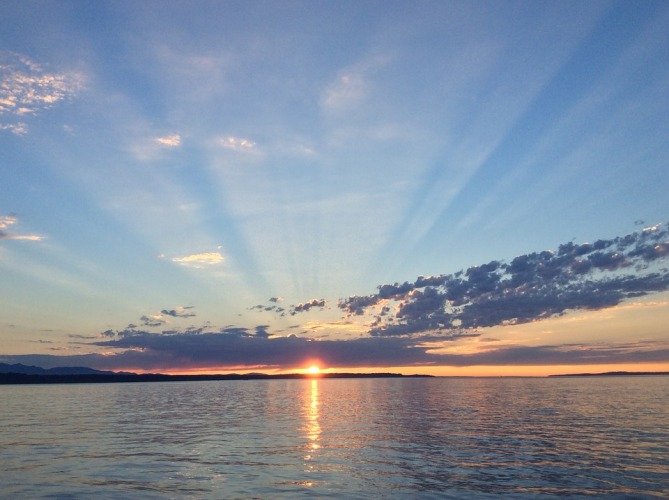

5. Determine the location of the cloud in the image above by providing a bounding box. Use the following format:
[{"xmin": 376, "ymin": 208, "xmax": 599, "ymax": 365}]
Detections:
[
  {"xmin": 0, "ymin": 214, "xmax": 43, "ymax": 241},
  {"xmin": 0, "ymin": 52, "xmax": 83, "ymax": 133},
  {"xmin": 0, "ymin": 122, "xmax": 27, "ymax": 135},
  {"xmin": 321, "ymin": 73, "xmax": 368, "ymax": 112},
  {"xmin": 217, "ymin": 135, "xmax": 258, "ymax": 153},
  {"xmin": 340, "ymin": 223, "xmax": 669, "ymax": 336},
  {"xmin": 171, "ymin": 252, "xmax": 224, "ymax": 268},
  {"xmin": 140, "ymin": 315, "xmax": 166, "ymax": 327},
  {"xmin": 4, "ymin": 333, "xmax": 667, "ymax": 373},
  {"xmin": 155, "ymin": 133, "xmax": 181, "ymax": 147},
  {"xmin": 320, "ymin": 54, "xmax": 391, "ymax": 113},
  {"xmin": 161, "ymin": 306, "xmax": 196, "ymax": 318},
  {"xmin": 5, "ymin": 223, "xmax": 669, "ymax": 373},
  {"xmin": 290, "ymin": 299, "xmax": 326, "ymax": 315}
]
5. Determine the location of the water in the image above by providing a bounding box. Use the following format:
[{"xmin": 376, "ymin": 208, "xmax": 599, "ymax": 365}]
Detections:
[{"xmin": 1, "ymin": 377, "xmax": 668, "ymax": 498}]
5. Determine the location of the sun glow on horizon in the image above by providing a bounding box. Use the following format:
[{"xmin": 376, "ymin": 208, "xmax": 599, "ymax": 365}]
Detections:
[{"xmin": 306, "ymin": 365, "xmax": 321, "ymax": 375}]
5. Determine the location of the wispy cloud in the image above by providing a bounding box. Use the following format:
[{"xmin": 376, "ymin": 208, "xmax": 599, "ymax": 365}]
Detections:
[
  {"xmin": 171, "ymin": 252, "xmax": 224, "ymax": 268},
  {"xmin": 155, "ymin": 133, "xmax": 181, "ymax": 147},
  {"xmin": 0, "ymin": 215, "xmax": 43, "ymax": 241},
  {"xmin": 320, "ymin": 54, "xmax": 391, "ymax": 113},
  {"xmin": 321, "ymin": 73, "xmax": 368, "ymax": 112},
  {"xmin": 0, "ymin": 122, "xmax": 27, "ymax": 135},
  {"xmin": 217, "ymin": 135, "xmax": 258, "ymax": 153},
  {"xmin": 128, "ymin": 132, "xmax": 183, "ymax": 161}
]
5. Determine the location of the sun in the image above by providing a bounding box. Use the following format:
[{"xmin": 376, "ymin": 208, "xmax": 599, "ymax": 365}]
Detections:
[{"xmin": 306, "ymin": 365, "xmax": 321, "ymax": 375}]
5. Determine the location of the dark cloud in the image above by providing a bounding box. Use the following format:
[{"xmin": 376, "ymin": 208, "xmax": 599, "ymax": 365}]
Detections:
[
  {"xmin": 341, "ymin": 224, "xmax": 669, "ymax": 336},
  {"xmin": 160, "ymin": 307, "xmax": 196, "ymax": 318},
  {"xmin": 140, "ymin": 315, "xmax": 166, "ymax": 327},
  {"xmin": 4, "ymin": 337, "xmax": 667, "ymax": 372},
  {"xmin": 290, "ymin": 298, "xmax": 326, "ymax": 315}
]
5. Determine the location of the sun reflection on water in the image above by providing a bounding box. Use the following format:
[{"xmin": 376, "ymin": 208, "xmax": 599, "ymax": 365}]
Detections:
[{"xmin": 304, "ymin": 379, "xmax": 320, "ymax": 462}]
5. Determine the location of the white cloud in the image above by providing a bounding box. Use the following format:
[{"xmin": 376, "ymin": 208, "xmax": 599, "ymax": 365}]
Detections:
[
  {"xmin": 0, "ymin": 52, "xmax": 84, "ymax": 133},
  {"xmin": 171, "ymin": 252, "xmax": 224, "ymax": 268},
  {"xmin": 155, "ymin": 133, "xmax": 181, "ymax": 147},
  {"xmin": 0, "ymin": 215, "xmax": 43, "ymax": 241},
  {"xmin": 0, "ymin": 215, "xmax": 17, "ymax": 229},
  {"xmin": 321, "ymin": 73, "xmax": 367, "ymax": 112},
  {"xmin": 0, "ymin": 122, "xmax": 27, "ymax": 135},
  {"xmin": 218, "ymin": 135, "xmax": 257, "ymax": 153},
  {"xmin": 320, "ymin": 54, "xmax": 392, "ymax": 113},
  {"xmin": 129, "ymin": 132, "xmax": 183, "ymax": 161}
]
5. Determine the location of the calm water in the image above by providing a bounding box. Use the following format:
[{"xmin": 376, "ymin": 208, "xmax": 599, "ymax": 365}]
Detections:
[{"xmin": 1, "ymin": 377, "xmax": 668, "ymax": 498}]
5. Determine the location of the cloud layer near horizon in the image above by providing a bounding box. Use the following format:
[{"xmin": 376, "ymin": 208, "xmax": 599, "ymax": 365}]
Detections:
[{"xmin": 2, "ymin": 224, "xmax": 668, "ymax": 372}]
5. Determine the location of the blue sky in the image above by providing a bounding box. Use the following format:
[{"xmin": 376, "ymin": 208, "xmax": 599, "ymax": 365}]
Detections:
[{"xmin": 1, "ymin": 0, "xmax": 668, "ymax": 375}]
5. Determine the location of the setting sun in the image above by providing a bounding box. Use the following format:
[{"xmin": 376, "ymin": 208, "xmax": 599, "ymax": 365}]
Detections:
[{"xmin": 306, "ymin": 365, "xmax": 321, "ymax": 375}]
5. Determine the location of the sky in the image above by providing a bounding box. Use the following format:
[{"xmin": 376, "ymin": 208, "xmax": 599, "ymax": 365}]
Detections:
[{"xmin": 1, "ymin": 0, "xmax": 668, "ymax": 376}]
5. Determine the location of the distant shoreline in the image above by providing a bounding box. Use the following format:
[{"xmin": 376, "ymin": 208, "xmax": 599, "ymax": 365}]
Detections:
[
  {"xmin": 2, "ymin": 370, "xmax": 668, "ymax": 385},
  {"xmin": 0, "ymin": 372, "xmax": 432, "ymax": 385},
  {"xmin": 548, "ymin": 371, "xmax": 669, "ymax": 377}
]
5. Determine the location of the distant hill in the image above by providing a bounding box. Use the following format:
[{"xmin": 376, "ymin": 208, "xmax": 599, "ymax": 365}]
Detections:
[{"xmin": 0, "ymin": 363, "xmax": 117, "ymax": 375}]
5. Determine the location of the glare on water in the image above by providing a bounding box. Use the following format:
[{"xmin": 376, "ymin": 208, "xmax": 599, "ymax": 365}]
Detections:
[{"xmin": 1, "ymin": 376, "xmax": 668, "ymax": 498}]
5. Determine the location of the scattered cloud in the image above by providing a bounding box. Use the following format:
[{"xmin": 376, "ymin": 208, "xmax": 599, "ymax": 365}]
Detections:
[
  {"xmin": 140, "ymin": 315, "xmax": 166, "ymax": 327},
  {"xmin": 290, "ymin": 299, "xmax": 326, "ymax": 315},
  {"xmin": 0, "ymin": 52, "xmax": 83, "ymax": 134},
  {"xmin": 217, "ymin": 135, "xmax": 258, "ymax": 153},
  {"xmin": 171, "ymin": 252, "xmax": 224, "ymax": 268},
  {"xmin": 5, "ymin": 224, "xmax": 669, "ymax": 373},
  {"xmin": 0, "ymin": 122, "xmax": 27, "ymax": 135},
  {"xmin": 340, "ymin": 224, "xmax": 669, "ymax": 336},
  {"xmin": 0, "ymin": 214, "xmax": 44, "ymax": 241}
]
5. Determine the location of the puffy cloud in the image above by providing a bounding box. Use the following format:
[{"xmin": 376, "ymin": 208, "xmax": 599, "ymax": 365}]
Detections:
[
  {"xmin": 290, "ymin": 299, "xmax": 326, "ymax": 315},
  {"xmin": 0, "ymin": 52, "xmax": 83, "ymax": 134},
  {"xmin": 171, "ymin": 252, "xmax": 224, "ymax": 268},
  {"xmin": 340, "ymin": 223, "xmax": 669, "ymax": 336},
  {"xmin": 0, "ymin": 214, "xmax": 43, "ymax": 241}
]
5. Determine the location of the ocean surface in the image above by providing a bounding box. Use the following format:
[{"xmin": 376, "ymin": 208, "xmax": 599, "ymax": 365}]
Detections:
[{"xmin": 1, "ymin": 376, "xmax": 668, "ymax": 498}]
